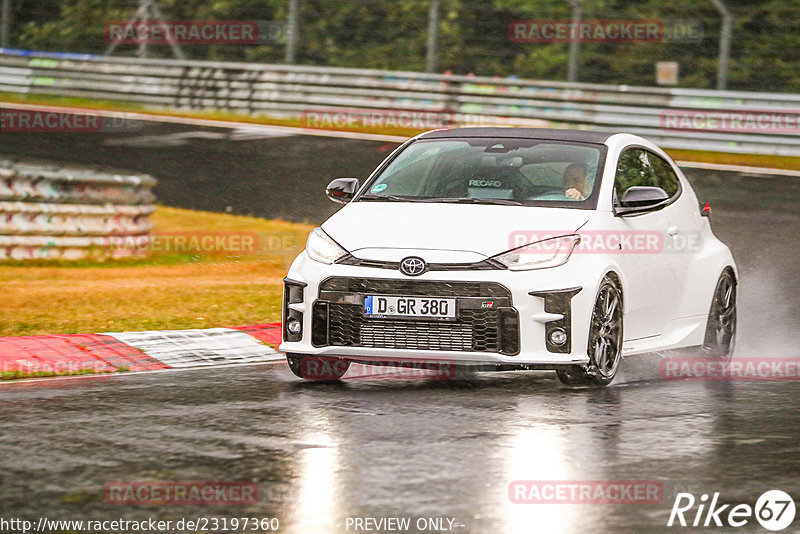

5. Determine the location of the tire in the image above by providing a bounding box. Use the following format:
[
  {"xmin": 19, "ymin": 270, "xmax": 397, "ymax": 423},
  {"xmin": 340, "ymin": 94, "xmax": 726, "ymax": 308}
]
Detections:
[
  {"xmin": 557, "ymin": 277, "xmax": 624, "ymax": 387},
  {"xmin": 701, "ymin": 269, "xmax": 737, "ymax": 360},
  {"xmin": 286, "ymin": 354, "xmax": 351, "ymax": 381}
]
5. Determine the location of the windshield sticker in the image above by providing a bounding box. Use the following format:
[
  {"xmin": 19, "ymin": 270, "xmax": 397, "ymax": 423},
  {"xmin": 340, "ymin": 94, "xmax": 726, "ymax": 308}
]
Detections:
[{"xmin": 469, "ymin": 180, "xmax": 503, "ymax": 188}]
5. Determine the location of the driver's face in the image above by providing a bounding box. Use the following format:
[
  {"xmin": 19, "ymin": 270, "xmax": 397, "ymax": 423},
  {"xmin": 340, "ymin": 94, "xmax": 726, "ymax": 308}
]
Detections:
[{"xmin": 565, "ymin": 167, "xmax": 586, "ymax": 191}]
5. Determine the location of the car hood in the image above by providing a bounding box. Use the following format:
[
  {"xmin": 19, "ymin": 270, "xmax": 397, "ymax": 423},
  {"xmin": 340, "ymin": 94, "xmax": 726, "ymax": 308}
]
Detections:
[{"xmin": 322, "ymin": 202, "xmax": 590, "ymax": 259}]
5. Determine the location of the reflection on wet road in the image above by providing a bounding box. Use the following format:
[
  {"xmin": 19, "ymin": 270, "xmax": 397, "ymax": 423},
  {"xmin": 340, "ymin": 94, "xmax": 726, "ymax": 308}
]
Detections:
[{"xmin": 1, "ymin": 362, "xmax": 798, "ymax": 533}]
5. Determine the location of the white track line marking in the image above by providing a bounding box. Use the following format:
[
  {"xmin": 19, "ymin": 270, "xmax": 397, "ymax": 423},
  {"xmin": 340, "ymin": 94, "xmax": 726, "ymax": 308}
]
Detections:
[
  {"xmin": 0, "ymin": 101, "xmax": 408, "ymax": 143},
  {"xmin": 104, "ymin": 327, "xmax": 282, "ymax": 368},
  {"xmin": 675, "ymin": 160, "xmax": 800, "ymax": 178},
  {"xmin": 4, "ymin": 101, "xmax": 797, "ymax": 177}
]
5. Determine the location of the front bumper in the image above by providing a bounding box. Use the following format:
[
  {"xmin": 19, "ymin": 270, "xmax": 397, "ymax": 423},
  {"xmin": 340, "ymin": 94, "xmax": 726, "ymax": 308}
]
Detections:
[{"xmin": 279, "ymin": 252, "xmax": 601, "ymax": 366}]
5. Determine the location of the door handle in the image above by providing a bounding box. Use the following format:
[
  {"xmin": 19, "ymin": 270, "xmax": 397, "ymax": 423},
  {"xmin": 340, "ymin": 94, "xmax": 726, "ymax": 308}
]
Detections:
[{"xmin": 667, "ymin": 226, "xmax": 679, "ymax": 236}]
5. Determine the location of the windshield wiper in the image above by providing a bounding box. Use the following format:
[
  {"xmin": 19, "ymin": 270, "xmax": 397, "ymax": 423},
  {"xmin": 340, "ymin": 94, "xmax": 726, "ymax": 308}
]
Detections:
[
  {"xmin": 359, "ymin": 195, "xmax": 524, "ymax": 205},
  {"xmin": 357, "ymin": 194, "xmax": 421, "ymax": 202},
  {"xmin": 417, "ymin": 197, "xmax": 524, "ymax": 206}
]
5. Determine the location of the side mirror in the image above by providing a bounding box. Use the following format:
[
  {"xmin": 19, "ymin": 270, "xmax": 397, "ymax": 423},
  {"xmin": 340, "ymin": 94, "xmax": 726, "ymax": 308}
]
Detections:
[
  {"xmin": 326, "ymin": 178, "xmax": 359, "ymax": 204},
  {"xmin": 615, "ymin": 186, "xmax": 669, "ymax": 215}
]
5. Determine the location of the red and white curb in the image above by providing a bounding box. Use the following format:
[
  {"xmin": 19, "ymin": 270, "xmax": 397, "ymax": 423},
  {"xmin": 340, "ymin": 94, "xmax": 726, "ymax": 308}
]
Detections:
[{"xmin": 0, "ymin": 323, "xmax": 283, "ymax": 380}]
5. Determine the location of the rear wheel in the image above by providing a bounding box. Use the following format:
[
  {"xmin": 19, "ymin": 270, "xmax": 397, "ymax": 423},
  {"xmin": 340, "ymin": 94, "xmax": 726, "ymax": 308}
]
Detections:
[
  {"xmin": 286, "ymin": 354, "xmax": 351, "ymax": 381},
  {"xmin": 557, "ymin": 277, "xmax": 623, "ymax": 387},
  {"xmin": 701, "ymin": 269, "xmax": 737, "ymax": 360}
]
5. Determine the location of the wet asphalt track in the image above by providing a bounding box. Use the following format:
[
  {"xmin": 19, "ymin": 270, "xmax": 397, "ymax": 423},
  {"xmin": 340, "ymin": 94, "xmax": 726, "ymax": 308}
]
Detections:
[{"xmin": 1, "ymin": 115, "xmax": 800, "ymax": 533}]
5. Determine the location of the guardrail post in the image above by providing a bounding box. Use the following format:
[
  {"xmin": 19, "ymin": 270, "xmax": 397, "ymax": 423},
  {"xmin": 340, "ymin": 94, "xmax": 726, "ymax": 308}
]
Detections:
[
  {"xmin": 710, "ymin": 0, "xmax": 732, "ymax": 90},
  {"xmin": 566, "ymin": 0, "xmax": 581, "ymax": 82},
  {"xmin": 285, "ymin": 0, "xmax": 300, "ymax": 64},
  {"xmin": 0, "ymin": 0, "xmax": 10, "ymax": 48},
  {"xmin": 137, "ymin": 0, "xmax": 149, "ymax": 58},
  {"xmin": 426, "ymin": 0, "xmax": 440, "ymax": 73}
]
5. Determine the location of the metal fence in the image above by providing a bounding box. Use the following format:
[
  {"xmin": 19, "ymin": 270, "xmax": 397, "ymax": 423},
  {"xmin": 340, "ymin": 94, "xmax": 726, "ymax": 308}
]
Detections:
[
  {"xmin": 0, "ymin": 158, "xmax": 156, "ymax": 260},
  {"xmin": 1, "ymin": 50, "xmax": 799, "ymax": 156}
]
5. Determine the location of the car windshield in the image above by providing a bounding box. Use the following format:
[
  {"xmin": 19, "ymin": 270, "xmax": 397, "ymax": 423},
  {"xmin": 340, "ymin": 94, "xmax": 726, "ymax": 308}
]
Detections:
[{"xmin": 358, "ymin": 137, "xmax": 605, "ymax": 208}]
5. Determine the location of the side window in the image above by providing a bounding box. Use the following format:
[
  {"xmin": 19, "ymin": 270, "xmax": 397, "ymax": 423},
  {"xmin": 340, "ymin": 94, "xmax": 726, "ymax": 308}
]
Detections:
[
  {"xmin": 614, "ymin": 148, "xmax": 681, "ymax": 204},
  {"xmin": 647, "ymin": 152, "xmax": 681, "ymax": 197},
  {"xmin": 613, "ymin": 148, "xmax": 658, "ymax": 204}
]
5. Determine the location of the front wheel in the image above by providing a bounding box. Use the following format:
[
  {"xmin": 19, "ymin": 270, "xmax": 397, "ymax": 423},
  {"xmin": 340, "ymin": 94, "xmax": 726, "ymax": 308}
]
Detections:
[
  {"xmin": 286, "ymin": 354, "xmax": 351, "ymax": 381},
  {"xmin": 557, "ymin": 277, "xmax": 624, "ymax": 387}
]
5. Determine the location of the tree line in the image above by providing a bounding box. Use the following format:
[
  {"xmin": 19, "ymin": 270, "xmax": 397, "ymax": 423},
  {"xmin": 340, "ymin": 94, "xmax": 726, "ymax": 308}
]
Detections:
[{"xmin": 6, "ymin": 0, "xmax": 799, "ymax": 92}]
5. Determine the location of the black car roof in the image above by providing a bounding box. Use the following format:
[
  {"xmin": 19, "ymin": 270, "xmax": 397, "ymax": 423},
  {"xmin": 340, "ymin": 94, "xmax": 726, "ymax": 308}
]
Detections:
[{"xmin": 417, "ymin": 127, "xmax": 615, "ymax": 144}]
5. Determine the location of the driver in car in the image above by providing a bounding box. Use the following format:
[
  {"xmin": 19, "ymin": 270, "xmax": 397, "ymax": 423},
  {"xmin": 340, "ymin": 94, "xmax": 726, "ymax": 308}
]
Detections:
[{"xmin": 563, "ymin": 163, "xmax": 589, "ymax": 200}]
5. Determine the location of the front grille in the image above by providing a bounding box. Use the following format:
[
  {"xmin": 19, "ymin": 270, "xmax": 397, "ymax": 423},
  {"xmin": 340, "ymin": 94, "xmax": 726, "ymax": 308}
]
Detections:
[
  {"xmin": 314, "ymin": 278, "xmax": 519, "ymax": 354},
  {"xmin": 327, "ymin": 304, "xmax": 500, "ymax": 352},
  {"xmin": 319, "ymin": 277, "xmax": 511, "ymax": 298}
]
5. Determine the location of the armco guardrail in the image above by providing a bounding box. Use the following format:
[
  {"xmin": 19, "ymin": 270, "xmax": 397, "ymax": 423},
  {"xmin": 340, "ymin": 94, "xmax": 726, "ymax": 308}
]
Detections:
[
  {"xmin": 0, "ymin": 159, "xmax": 156, "ymax": 260},
  {"xmin": 0, "ymin": 50, "xmax": 799, "ymax": 155}
]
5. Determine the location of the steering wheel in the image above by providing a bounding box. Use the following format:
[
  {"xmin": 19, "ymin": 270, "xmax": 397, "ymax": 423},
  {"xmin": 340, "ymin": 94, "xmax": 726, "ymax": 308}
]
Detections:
[
  {"xmin": 526, "ymin": 188, "xmax": 567, "ymax": 200},
  {"xmin": 436, "ymin": 177, "xmax": 471, "ymax": 197}
]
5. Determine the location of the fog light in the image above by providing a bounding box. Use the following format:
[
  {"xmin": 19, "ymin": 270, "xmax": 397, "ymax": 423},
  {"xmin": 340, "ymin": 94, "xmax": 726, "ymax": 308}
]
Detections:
[
  {"xmin": 549, "ymin": 328, "xmax": 568, "ymax": 346},
  {"xmin": 287, "ymin": 318, "xmax": 302, "ymax": 335}
]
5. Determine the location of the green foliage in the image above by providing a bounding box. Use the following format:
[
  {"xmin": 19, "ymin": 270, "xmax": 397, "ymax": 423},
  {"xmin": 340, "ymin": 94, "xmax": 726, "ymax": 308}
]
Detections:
[{"xmin": 6, "ymin": 0, "xmax": 800, "ymax": 91}]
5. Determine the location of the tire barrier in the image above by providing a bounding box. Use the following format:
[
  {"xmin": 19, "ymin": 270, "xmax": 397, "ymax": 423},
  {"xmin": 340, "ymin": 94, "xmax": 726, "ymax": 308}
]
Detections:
[
  {"xmin": 0, "ymin": 323, "xmax": 283, "ymax": 381},
  {"xmin": 0, "ymin": 159, "xmax": 156, "ymax": 260},
  {"xmin": 0, "ymin": 161, "xmax": 156, "ymax": 204},
  {"xmin": 0, "ymin": 202, "xmax": 153, "ymax": 235},
  {"xmin": 1, "ymin": 49, "xmax": 799, "ymax": 155}
]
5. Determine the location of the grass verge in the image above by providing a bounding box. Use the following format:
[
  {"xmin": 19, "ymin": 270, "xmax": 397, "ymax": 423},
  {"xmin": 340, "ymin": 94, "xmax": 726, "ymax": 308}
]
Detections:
[{"xmin": 0, "ymin": 206, "xmax": 313, "ymax": 337}]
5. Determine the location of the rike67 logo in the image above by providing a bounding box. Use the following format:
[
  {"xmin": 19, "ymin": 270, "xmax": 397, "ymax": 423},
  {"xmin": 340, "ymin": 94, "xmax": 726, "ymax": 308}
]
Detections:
[{"xmin": 668, "ymin": 490, "xmax": 796, "ymax": 531}]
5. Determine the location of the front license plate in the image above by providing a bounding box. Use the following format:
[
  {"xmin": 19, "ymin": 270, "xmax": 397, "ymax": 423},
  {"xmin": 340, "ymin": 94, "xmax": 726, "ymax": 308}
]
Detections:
[{"xmin": 364, "ymin": 295, "xmax": 457, "ymax": 321}]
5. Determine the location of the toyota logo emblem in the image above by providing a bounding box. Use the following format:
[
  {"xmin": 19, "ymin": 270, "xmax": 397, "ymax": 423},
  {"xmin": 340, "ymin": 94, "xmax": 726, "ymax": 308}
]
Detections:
[{"xmin": 399, "ymin": 256, "xmax": 426, "ymax": 276}]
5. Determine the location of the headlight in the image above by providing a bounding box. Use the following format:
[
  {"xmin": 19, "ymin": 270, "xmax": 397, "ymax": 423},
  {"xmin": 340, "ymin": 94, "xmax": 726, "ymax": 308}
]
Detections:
[
  {"xmin": 306, "ymin": 227, "xmax": 347, "ymax": 264},
  {"xmin": 493, "ymin": 234, "xmax": 581, "ymax": 270}
]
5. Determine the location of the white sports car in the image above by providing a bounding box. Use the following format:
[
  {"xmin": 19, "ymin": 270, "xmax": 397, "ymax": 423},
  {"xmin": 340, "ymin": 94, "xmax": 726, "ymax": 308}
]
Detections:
[{"xmin": 280, "ymin": 128, "xmax": 737, "ymax": 386}]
